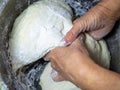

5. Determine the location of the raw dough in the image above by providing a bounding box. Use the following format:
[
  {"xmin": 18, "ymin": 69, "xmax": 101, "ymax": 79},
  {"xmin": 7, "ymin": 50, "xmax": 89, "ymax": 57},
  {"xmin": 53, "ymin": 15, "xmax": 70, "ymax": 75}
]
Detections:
[
  {"xmin": 40, "ymin": 34, "xmax": 110, "ymax": 90},
  {"xmin": 9, "ymin": 0, "xmax": 73, "ymax": 71},
  {"xmin": 40, "ymin": 63, "xmax": 80, "ymax": 90},
  {"xmin": 9, "ymin": 0, "xmax": 110, "ymax": 90}
]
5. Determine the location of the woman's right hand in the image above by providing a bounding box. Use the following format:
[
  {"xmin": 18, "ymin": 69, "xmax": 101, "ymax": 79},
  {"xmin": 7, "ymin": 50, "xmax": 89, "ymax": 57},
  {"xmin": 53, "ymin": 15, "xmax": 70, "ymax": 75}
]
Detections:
[{"xmin": 65, "ymin": 0, "xmax": 120, "ymax": 43}]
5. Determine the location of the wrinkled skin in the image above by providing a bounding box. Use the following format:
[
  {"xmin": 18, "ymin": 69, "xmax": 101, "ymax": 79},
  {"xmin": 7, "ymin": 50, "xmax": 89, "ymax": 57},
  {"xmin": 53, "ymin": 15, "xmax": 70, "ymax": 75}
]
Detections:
[
  {"xmin": 45, "ymin": 35, "xmax": 120, "ymax": 90},
  {"xmin": 45, "ymin": 0, "xmax": 120, "ymax": 90},
  {"xmin": 65, "ymin": 0, "xmax": 120, "ymax": 42},
  {"xmin": 45, "ymin": 35, "xmax": 90, "ymax": 82}
]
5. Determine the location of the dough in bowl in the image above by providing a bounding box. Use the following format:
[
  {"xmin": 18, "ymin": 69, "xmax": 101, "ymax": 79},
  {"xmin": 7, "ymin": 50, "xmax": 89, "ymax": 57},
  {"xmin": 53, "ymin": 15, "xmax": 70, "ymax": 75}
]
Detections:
[
  {"xmin": 9, "ymin": 0, "xmax": 73, "ymax": 71},
  {"xmin": 9, "ymin": 0, "xmax": 110, "ymax": 89}
]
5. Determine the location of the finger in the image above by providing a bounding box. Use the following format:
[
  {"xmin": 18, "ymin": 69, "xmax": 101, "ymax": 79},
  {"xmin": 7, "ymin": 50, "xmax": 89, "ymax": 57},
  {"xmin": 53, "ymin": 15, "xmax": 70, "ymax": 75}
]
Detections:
[
  {"xmin": 88, "ymin": 26, "xmax": 112, "ymax": 40},
  {"xmin": 44, "ymin": 55, "xmax": 50, "ymax": 61},
  {"xmin": 44, "ymin": 53, "xmax": 51, "ymax": 61},
  {"xmin": 70, "ymin": 34, "xmax": 85, "ymax": 48},
  {"xmin": 51, "ymin": 69, "xmax": 65, "ymax": 82},
  {"xmin": 73, "ymin": 18, "xmax": 81, "ymax": 24},
  {"xmin": 44, "ymin": 50, "xmax": 54, "ymax": 62},
  {"xmin": 64, "ymin": 26, "xmax": 80, "ymax": 43},
  {"xmin": 64, "ymin": 19, "xmax": 84, "ymax": 43},
  {"xmin": 44, "ymin": 46, "xmax": 63, "ymax": 61},
  {"xmin": 70, "ymin": 34, "xmax": 89, "ymax": 55},
  {"xmin": 51, "ymin": 62, "xmax": 56, "ymax": 70}
]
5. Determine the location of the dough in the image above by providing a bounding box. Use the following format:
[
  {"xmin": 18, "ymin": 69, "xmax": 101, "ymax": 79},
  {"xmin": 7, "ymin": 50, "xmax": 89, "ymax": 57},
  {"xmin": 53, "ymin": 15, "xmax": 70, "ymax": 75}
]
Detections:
[
  {"xmin": 40, "ymin": 63, "xmax": 80, "ymax": 90},
  {"xmin": 9, "ymin": 0, "xmax": 110, "ymax": 90},
  {"xmin": 9, "ymin": 0, "xmax": 73, "ymax": 71},
  {"xmin": 40, "ymin": 34, "xmax": 110, "ymax": 90},
  {"xmin": 84, "ymin": 34, "xmax": 110, "ymax": 69}
]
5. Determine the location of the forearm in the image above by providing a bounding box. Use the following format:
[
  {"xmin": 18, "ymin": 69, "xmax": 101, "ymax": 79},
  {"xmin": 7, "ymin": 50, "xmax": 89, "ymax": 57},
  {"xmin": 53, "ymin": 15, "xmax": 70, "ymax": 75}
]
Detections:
[{"xmin": 71, "ymin": 59, "xmax": 120, "ymax": 90}]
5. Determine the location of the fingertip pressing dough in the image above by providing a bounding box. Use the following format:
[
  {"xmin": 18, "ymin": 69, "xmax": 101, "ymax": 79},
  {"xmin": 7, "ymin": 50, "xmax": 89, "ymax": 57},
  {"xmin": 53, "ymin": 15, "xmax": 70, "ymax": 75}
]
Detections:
[
  {"xmin": 40, "ymin": 63, "xmax": 80, "ymax": 90},
  {"xmin": 9, "ymin": 0, "xmax": 110, "ymax": 90}
]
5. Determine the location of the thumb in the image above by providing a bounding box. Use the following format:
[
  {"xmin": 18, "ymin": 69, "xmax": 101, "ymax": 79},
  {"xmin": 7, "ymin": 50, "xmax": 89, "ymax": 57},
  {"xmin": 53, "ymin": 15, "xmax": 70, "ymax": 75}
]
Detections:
[
  {"xmin": 64, "ymin": 18, "xmax": 85, "ymax": 43},
  {"xmin": 70, "ymin": 34, "xmax": 85, "ymax": 48},
  {"xmin": 70, "ymin": 34, "xmax": 89, "ymax": 55}
]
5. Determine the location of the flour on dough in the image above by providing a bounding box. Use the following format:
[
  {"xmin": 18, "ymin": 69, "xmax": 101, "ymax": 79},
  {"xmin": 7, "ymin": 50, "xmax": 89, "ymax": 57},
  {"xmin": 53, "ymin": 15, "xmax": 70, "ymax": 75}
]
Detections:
[
  {"xmin": 9, "ymin": 0, "xmax": 73, "ymax": 71},
  {"xmin": 40, "ymin": 63, "xmax": 80, "ymax": 90},
  {"xmin": 9, "ymin": 0, "xmax": 110, "ymax": 90}
]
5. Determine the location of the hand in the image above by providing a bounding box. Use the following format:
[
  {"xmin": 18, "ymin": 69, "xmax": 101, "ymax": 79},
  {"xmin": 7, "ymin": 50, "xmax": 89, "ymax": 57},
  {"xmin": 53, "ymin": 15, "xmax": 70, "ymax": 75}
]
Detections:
[
  {"xmin": 45, "ymin": 35, "xmax": 93, "ymax": 84},
  {"xmin": 65, "ymin": 0, "xmax": 120, "ymax": 43},
  {"xmin": 45, "ymin": 31, "xmax": 120, "ymax": 90}
]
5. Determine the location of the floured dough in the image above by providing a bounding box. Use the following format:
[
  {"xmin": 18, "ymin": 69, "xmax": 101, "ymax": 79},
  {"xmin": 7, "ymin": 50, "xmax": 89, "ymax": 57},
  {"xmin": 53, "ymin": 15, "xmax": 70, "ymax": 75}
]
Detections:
[
  {"xmin": 9, "ymin": 0, "xmax": 73, "ymax": 71},
  {"xmin": 40, "ymin": 63, "xmax": 80, "ymax": 90},
  {"xmin": 40, "ymin": 34, "xmax": 110, "ymax": 90},
  {"xmin": 9, "ymin": 0, "xmax": 110, "ymax": 89}
]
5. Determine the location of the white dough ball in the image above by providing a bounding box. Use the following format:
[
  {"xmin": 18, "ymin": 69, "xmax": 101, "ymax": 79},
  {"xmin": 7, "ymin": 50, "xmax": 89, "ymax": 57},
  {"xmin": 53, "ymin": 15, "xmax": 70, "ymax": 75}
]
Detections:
[
  {"xmin": 9, "ymin": 0, "xmax": 73, "ymax": 71},
  {"xmin": 9, "ymin": 0, "xmax": 110, "ymax": 89}
]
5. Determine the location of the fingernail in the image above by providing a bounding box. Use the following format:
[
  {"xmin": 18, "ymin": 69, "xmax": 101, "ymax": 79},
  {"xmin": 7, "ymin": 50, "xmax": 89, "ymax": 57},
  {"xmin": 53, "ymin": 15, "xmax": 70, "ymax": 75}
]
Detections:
[
  {"xmin": 60, "ymin": 37, "xmax": 71, "ymax": 46},
  {"xmin": 50, "ymin": 69, "xmax": 58, "ymax": 79}
]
